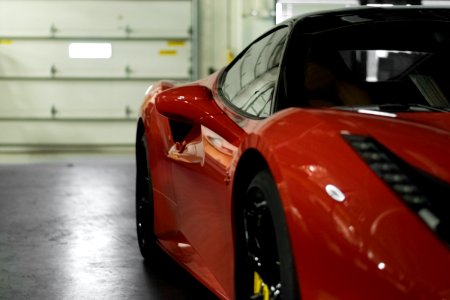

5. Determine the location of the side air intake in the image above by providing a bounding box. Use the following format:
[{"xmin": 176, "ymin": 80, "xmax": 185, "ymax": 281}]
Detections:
[{"xmin": 343, "ymin": 134, "xmax": 449, "ymax": 247}]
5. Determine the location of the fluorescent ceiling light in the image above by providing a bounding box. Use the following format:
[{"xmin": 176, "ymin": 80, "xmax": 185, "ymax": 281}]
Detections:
[{"xmin": 69, "ymin": 43, "xmax": 112, "ymax": 59}]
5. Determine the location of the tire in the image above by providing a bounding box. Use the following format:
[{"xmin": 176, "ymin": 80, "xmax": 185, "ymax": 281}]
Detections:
[
  {"xmin": 135, "ymin": 134, "xmax": 157, "ymax": 259},
  {"xmin": 235, "ymin": 170, "xmax": 299, "ymax": 300}
]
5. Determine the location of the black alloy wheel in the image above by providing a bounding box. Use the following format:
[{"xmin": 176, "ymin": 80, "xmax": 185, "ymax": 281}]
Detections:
[
  {"xmin": 135, "ymin": 134, "xmax": 157, "ymax": 259},
  {"xmin": 235, "ymin": 170, "xmax": 299, "ymax": 300}
]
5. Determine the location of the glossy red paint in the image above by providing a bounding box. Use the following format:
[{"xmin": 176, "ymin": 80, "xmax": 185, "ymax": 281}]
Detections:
[
  {"xmin": 137, "ymin": 7, "xmax": 450, "ymax": 299},
  {"xmin": 247, "ymin": 109, "xmax": 450, "ymax": 299},
  {"xmin": 141, "ymin": 77, "xmax": 243, "ymax": 298},
  {"xmin": 156, "ymin": 85, "xmax": 219, "ymax": 121},
  {"xmin": 139, "ymin": 76, "xmax": 450, "ymax": 299}
]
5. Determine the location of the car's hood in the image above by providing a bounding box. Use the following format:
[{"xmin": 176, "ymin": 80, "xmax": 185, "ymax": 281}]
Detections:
[{"xmin": 309, "ymin": 109, "xmax": 450, "ymax": 184}]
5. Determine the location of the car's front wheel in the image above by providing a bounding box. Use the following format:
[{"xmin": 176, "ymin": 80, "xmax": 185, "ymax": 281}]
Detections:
[
  {"xmin": 135, "ymin": 134, "xmax": 157, "ymax": 259},
  {"xmin": 235, "ymin": 170, "xmax": 299, "ymax": 300}
]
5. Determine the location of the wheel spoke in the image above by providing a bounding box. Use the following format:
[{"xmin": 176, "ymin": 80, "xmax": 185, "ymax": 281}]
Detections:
[{"xmin": 243, "ymin": 186, "xmax": 282, "ymax": 300}]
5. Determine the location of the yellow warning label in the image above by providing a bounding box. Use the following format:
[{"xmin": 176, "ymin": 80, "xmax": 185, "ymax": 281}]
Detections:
[
  {"xmin": 167, "ymin": 40, "xmax": 185, "ymax": 47},
  {"xmin": 159, "ymin": 49, "xmax": 177, "ymax": 56},
  {"xmin": 0, "ymin": 39, "xmax": 13, "ymax": 45}
]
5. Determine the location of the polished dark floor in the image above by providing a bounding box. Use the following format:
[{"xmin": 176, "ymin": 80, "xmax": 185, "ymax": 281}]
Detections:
[{"xmin": 0, "ymin": 156, "xmax": 218, "ymax": 299}]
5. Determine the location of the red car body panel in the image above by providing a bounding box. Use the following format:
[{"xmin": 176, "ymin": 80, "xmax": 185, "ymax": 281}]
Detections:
[
  {"xmin": 141, "ymin": 78, "xmax": 240, "ymax": 298},
  {"xmin": 247, "ymin": 109, "xmax": 450, "ymax": 299},
  {"xmin": 138, "ymin": 7, "xmax": 450, "ymax": 299},
  {"xmin": 139, "ymin": 71, "xmax": 450, "ymax": 299}
]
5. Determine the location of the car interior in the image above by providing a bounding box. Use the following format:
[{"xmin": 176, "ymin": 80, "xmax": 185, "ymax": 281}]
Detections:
[{"xmin": 300, "ymin": 21, "xmax": 450, "ymax": 111}]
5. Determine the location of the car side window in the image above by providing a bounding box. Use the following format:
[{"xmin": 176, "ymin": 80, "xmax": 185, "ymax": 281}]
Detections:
[{"xmin": 221, "ymin": 26, "xmax": 288, "ymax": 118}]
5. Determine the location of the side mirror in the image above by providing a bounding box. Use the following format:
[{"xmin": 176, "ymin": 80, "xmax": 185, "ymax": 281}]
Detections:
[
  {"xmin": 155, "ymin": 84, "xmax": 242, "ymax": 144},
  {"xmin": 155, "ymin": 85, "xmax": 221, "ymax": 122}
]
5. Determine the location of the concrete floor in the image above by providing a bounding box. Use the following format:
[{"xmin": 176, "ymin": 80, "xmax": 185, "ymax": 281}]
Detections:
[{"xmin": 0, "ymin": 155, "xmax": 218, "ymax": 299}]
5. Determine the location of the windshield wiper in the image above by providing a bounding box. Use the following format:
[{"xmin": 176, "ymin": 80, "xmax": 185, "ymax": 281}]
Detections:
[
  {"xmin": 335, "ymin": 103, "xmax": 449, "ymax": 112},
  {"xmin": 380, "ymin": 103, "xmax": 449, "ymax": 112}
]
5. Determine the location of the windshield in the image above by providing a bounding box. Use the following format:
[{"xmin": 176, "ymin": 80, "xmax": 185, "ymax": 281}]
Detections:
[{"xmin": 300, "ymin": 21, "xmax": 450, "ymax": 111}]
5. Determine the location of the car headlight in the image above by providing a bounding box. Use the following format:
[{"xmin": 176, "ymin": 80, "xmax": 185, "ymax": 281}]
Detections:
[{"xmin": 343, "ymin": 134, "xmax": 450, "ymax": 246}]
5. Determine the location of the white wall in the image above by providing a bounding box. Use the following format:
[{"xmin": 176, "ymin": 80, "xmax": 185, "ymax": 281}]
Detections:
[{"xmin": 198, "ymin": 0, "xmax": 275, "ymax": 77}]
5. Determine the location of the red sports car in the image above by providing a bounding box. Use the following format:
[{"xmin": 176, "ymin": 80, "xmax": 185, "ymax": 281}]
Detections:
[{"xmin": 135, "ymin": 7, "xmax": 450, "ymax": 300}]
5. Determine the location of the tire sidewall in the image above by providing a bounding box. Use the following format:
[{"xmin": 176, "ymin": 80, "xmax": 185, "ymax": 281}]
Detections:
[
  {"xmin": 236, "ymin": 170, "xmax": 299, "ymax": 300},
  {"xmin": 135, "ymin": 134, "xmax": 156, "ymax": 259}
]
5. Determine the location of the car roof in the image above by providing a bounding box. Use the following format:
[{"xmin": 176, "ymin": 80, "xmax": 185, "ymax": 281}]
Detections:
[{"xmin": 281, "ymin": 6, "xmax": 450, "ymax": 34}]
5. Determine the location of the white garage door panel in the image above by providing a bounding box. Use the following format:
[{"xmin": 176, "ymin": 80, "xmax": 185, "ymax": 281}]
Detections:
[
  {"xmin": 0, "ymin": 40, "xmax": 191, "ymax": 78},
  {"xmin": 0, "ymin": 1, "xmax": 191, "ymax": 38},
  {"xmin": 0, "ymin": 0, "xmax": 194, "ymax": 149},
  {"xmin": 0, "ymin": 81, "xmax": 150, "ymax": 118},
  {"xmin": 0, "ymin": 121, "xmax": 136, "ymax": 146}
]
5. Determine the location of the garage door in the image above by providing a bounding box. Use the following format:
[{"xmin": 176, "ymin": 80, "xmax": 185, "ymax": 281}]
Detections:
[{"xmin": 0, "ymin": 0, "xmax": 195, "ymax": 150}]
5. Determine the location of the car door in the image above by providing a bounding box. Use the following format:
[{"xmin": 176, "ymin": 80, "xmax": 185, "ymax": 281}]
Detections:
[{"xmin": 161, "ymin": 26, "xmax": 289, "ymax": 296}]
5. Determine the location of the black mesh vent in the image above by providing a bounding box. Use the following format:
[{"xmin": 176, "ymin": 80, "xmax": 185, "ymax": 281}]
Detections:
[{"xmin": 343, "ymin": 134, "xmax": 450, "ymax": 246}]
